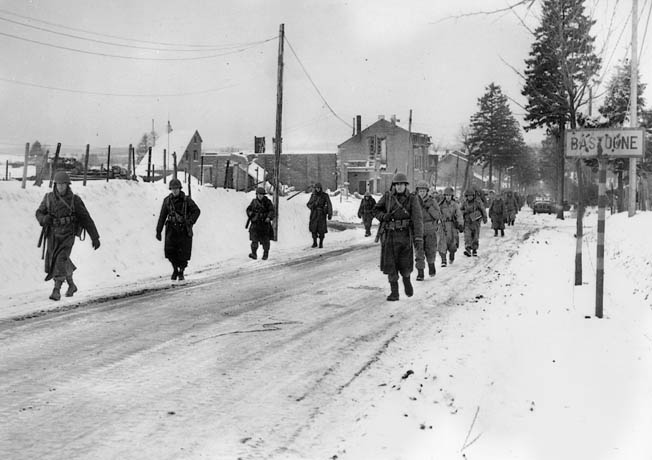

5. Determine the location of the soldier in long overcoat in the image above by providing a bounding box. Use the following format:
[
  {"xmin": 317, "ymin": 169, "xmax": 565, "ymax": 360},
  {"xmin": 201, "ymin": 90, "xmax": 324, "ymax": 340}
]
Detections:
[
  {"xmin": 246, "ymin": 187, "xmax": 275, "ymax": 260},
  {"xmin": 437, "ymin": 187, "xmax": 463, "ymax": 267},
  {"xmin": 156, "ymin": 178, "xmax": 201, "ymax": 280},
  {"xmin": 357, "ymin": 191, "xmax": 377, "ymax": 237},
  {"xmin": 35, "ymin": 171, "xmax": 100, "ymax": 301},
  {"xmin": 488, "ymin": 192, "xmax": 507, "ymax": 237},
  {"xmin": 503, "ymin": 189, "xmax": 519, "ymax": 226},
  {"xmin": 460, "ymin": 189, "xmax": 488, "ymax": 257},
  {"xmin": 373, "ymin": 173, "xmax": 423, "ymax": 301},
  {"xmin": 307, "ymin": 182, "xmax": 333, "ymax": 248},
  {"xmin": 414, "ymin": 180, "xmax": 441, "ymax": 280}
]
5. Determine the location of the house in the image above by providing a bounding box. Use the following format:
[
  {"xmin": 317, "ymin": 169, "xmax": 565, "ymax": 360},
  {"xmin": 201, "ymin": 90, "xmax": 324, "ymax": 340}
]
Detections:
[
  {"xmin": 337, "ymin": 115, "xmax": 433, "ymax": 194},
  {"xmin": 135, "ymin": 129, "xmax": 202, "ymax": 179}
]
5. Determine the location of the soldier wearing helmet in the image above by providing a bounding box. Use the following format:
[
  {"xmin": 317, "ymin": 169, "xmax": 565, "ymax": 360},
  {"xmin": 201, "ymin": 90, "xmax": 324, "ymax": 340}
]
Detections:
[
  {"xmin": 372, "ymin": 172, "xmax": 423, "ymax": 301},
  {"xmin": 460, "ymin": 188, "xmax": 488, "ymax": 257},
  {"xmin": 307, "ymin": 182, "xmax": 333, "ymax": 248},
  {"xmin": 437, "ymin": 186, "xmax": 463, "ymax": 267},
  {"xmin": 35, "ymin": 170, "xmax": 100, "ymax": 300},
  {"xmin": 246, "ymin": 186, "xmax": 275, "ymax": 260},
  {"xmin": 503, "ymin": 189, "xmax": 519, "ymax": 226},
  {"xmin": 413, "ymin": 179, "xmax": 441, "ymax": 280},
  {"xmin": 156, "ymin": 177, "xmax": 201, "ymax": 280},
  {"xmin": 357, "ymin": 190, "xmax": 377, "ymax": 237}
]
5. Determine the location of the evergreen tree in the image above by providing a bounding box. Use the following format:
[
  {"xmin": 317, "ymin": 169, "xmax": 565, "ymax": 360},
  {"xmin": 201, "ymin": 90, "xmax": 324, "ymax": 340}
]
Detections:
[
  {"xmin": 521, "ymin": 0, "xmax": 601, "ymax": 215},
  {"xmin": 469, "ymin": 82, "xmax": 526, "ymax": 189},
  {"xmin": 599, "ymin": 60, "xmax": 647, "ymax": 126}
]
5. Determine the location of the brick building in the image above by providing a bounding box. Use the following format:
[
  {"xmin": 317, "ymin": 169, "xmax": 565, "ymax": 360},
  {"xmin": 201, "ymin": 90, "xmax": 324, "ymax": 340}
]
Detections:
[{"xmin": 337, "ymin": 115, "xmax": 433, "ymax": 194}]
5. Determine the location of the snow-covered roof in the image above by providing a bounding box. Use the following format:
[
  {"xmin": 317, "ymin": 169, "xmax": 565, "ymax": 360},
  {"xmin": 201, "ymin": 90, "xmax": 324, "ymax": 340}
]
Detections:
[{"xmin": 135, "ymin": 130, "xmax": 198, "ymax": 175}]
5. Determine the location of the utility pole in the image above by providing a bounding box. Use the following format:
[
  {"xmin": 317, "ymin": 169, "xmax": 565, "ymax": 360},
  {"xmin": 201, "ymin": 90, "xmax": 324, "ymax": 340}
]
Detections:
[
  {"xmin": 407, "ymin": 109, "xmax": 413, "ymax": 181},
  {"xmin": 629, "ymin": 0, "xmax": 638, "ymax": 216},
  {"xmin": 272, "ymin": 24, "xmax": 285, "ymax": 241}
]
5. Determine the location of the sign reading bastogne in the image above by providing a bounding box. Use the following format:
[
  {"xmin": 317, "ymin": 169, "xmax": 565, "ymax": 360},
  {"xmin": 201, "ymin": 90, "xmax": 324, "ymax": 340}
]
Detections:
[{"xmin": 565, "ymin": 128, "xmax": 646, "ymax": 158}]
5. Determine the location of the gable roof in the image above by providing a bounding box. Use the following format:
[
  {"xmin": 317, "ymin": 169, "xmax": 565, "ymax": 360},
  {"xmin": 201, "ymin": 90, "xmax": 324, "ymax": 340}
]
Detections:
[
  {"xmin": 338, "ymin": 118, "xmax": 409, "ymax": 149},
  {"xmin": 135, "ymin": 129, "xmax": 201, "ymax": 175}
]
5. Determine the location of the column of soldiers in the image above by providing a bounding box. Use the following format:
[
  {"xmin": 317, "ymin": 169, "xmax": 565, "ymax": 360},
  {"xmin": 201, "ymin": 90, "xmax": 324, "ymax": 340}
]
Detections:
[{"xmin": 367, "ymin": 173, "xmax": 520, "ymax": 301}]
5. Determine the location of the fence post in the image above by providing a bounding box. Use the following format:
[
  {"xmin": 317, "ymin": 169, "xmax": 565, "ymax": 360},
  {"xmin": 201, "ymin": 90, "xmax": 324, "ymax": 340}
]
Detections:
[
  {"xmin": 106, "ymin": 145, "xmax": 111, "ymax": 182},
  {"xmin": 21, "ymin": 142, "xmax": 29, "ymax": 189},
  {"xmin": 83, "ymin": 144, "xmax": 89, "ymax": 186}
]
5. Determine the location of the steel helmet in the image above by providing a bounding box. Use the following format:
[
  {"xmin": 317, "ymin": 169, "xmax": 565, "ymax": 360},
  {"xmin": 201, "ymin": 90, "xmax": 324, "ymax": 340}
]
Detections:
[
  {"xmin": 364, "ymin": 191, "xmax": 371, "ymax": 197},
  {"xmin": 53, "ymin": 171, "xmax": 71, "ymax": 184},
  {"xmin": 416, "ymin": 180, "xmax": 429, "ymax": 190},
  {"xmin": 256, "ymin": 186, "xmax": 266, "ymax": 195},
  {"xmin": 444, "ymin": 186, "xmax": 454, "ymax": 195},
  {"xmin": 169, "ymin": 178, "xmax": 182, "ymax": 190},
  {"xmin": 391, "ymin": 172, "xmax": 409, "ymax": 185},
  {"xmin": 464, "ymin": 189, "xmax": 475, "ymax": 197}
]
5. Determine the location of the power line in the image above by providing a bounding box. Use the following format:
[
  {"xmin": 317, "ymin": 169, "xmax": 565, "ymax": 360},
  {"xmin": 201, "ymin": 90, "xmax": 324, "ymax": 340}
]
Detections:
[
  {"xmin": 284, "ymin": 35, "xmax": 350, "ymax": 128},
  {"xmin": 0, "ymin": 7, "xmax": 236, "ymax": 48},
  {"xmin": 0, "ymin": 76, "xmax": 238, "ymax": 97},
  {"xmin": 0, "ymin": 14, "xmax": 263, "ymax": 52},
  {"xmin": 639, "ymin": 0, "xmax": 652, "ymax": 61},
  {"xmin": 0, "ymin": 30, "xmax": 276, "ymax": 61}
]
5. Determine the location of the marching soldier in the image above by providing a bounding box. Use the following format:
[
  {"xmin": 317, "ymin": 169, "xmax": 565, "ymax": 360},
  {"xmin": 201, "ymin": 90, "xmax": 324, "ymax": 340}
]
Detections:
[
  {"xmin": 373, "ymin": 173, "xmax": 423, "ymax": 301},
  {"xmin": 307, "ymin": 182, "xmax": 333, "ymax": 248},
  {"xmin": 246, "ymin": 187, "xmax": 275, "ymax": 260},
  {"xmin": 488, "ymin": 190, "xmax": 507, "ymax": 237},
  {"xmin": 357, "ymin": 191, "xmax": 377, "ymax": 237},
  {"xmin": 503, "ymin": 189, "xmax": 519, "ymax": 226},
  {"xmin": 156, "ymin": 178, "xmax": 201, "ymax": 280},
  {"xmin": 437, "ymin": 187, "xmax": 463, "ymax": 267},
  {"xmin": 460, "ymin": 189, "xmax": 488, "ymax": 257},
  {"xmin": 35, "ymin": 171, "xmax": 100, "ymax": 300},
  {"xmin": 414, "ymin": 180, "xmax": 441, "ymax": 280}
]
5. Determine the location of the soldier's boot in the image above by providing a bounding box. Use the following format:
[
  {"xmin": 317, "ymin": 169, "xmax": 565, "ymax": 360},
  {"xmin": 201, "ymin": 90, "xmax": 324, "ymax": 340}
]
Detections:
[
  {"xmin": 171, "ymin": 264, "xmax": 179, "ymax": 280},
  {"xmin": 65, "ymin": 276, "xmax": 78, "ymax": 297},
  {"xmin": 365, "ymin": 228, "xmax": 371, "ymax": 237},
  {"xmin": 449, "ymin": 252, "xmax": 455, "ymax": 264},
  {"xmin": 386, "ymin": 281, "xmax": 399, "ymax": 301},
  {"xmin": 416, "ymin": 269, "xmax": 425, "ymax": 281},
  {"xmin": 464, "ymin": 247, "xmax": 472, "ymax": 257},
  {"xmin": 440, "ymin": 253, "xmax": 447, "ymax": 267},
  {"xmin": 177, "ymin": 267, "xmax": 185, "ymax": 281},
  {"xmin": 501, "ymin": 229, "xmax": 505, "ymax": 237},
  {"xmin": 249, "ymin": 242, "xmax": 258, "ymax": 259},
  {"xmin": 403, "ymin": 276, "xmax": 414, "ymax": 297},
  {"xmin": 472, "ymin": 249, "xmax": 478, "ymax": 257},
  {"xmin": 428, "ymin": 262, "xmax": 436, "ymax": 277},
  {"xmin": 311, "ymin": 237, "xmax": 318, "ymax": 248},
  {"xmin": 319, "ymin": 237, "xmax": 324, "ymax": 248},
  {"xmin": 494, "ymin": 229, "xmax": 498, "ymax": 237},
  {"xmin": 262, "ymin": 246, "xmax": 269, "ymax": 260},
  {"xmin": 49, "ymin": 279, "xmax": 63, "ymax": 301}
]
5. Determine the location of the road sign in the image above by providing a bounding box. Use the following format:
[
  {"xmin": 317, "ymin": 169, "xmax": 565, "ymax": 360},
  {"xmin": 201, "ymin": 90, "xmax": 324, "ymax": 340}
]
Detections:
[{"xmin": 565, "ymin": 128, "xmax": 646, "ymax": 158}]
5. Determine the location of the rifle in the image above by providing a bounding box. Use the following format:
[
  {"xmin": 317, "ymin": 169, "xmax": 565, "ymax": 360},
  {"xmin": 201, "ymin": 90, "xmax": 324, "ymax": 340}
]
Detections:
[
  {"xmin": 287, "ymin": 185, "xmax": 313, "ymax": 201},
  {"xmin": 374, "ymin": 191, "xmax": 393, "ymax": 243},
  {"xmin": 245, "ymin": 216, "xmax": 251, "ymax": 229},
  {"xmin": 38, "ymin": 225, "xmax": 49, "ymax": 260}
]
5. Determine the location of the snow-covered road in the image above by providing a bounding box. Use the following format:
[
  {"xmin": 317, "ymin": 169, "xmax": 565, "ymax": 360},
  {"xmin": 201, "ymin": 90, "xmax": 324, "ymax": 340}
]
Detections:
[{"xmin": 3, "ymin": 213, "xmax": 651, "ymax": 460}]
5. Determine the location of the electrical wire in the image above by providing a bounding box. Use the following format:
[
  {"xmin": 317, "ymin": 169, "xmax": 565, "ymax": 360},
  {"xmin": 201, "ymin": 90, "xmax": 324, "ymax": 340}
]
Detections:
[
  {"xmin": 0, "ymin": 30, "xmax": 276, "ymax": 61},
  {"xmin": 0, "ymin": 76, "xmax": 238, "ymax": 97},
  {"xmin": 0, "ymin": 14, "xmax": 266, "ymax": 52},
  {"xmin": 284, "ymin": 35, "xmax": 351, "ymax": 129},
  {"xmin": 0, "ymin": 7, "xmax": 235, "ymax": 48},
  {"xmin": 638, "ymin": 0, "xmax": 652, "ymax": 61}
]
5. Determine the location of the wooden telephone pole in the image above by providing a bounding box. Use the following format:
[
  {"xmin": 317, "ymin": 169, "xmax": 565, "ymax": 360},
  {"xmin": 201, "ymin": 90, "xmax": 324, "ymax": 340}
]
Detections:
[
  {"xmin": 272, "ymin": 24, "xmax": 285, "ymax": 241},
  {"xmin": 629, "ymin": 0, "xmax": 638, "ymax": 216}
]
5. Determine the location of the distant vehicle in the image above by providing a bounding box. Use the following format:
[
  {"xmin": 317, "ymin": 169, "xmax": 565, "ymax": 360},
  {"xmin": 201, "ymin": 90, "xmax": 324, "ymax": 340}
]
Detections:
[{"xmin": 533, "ymin": 199, "xmax": 554, "ymax": 215}]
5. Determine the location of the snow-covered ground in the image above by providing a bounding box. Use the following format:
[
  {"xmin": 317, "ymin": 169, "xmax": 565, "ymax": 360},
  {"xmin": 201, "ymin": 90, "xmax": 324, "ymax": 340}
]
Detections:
[{"xmin": 2, "ymin": 178, "xmax": 652, "ymax": 459}]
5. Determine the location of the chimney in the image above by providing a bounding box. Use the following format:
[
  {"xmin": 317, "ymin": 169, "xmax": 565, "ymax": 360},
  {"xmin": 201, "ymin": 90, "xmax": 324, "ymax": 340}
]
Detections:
[
  {"xmin": 378, "ymin": 115, "xmax": 385, "ymax": 120},
  {"xmin": 356, "ymin": 115, "xmax": 362, "ymax": 135},
  {"xmin": 390, "ymin": 114, "xmax": 397, "ymax": 125}
]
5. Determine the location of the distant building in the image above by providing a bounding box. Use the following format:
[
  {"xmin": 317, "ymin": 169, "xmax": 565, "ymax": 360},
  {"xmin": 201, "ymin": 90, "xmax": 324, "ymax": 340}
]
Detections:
[
  {"xmin": 337, "ymin": 114, "xmax": 433, "ymax": 194},
  {"xmin": 135, "ymin": 130, "xmax": 202, "ymax": 180}
]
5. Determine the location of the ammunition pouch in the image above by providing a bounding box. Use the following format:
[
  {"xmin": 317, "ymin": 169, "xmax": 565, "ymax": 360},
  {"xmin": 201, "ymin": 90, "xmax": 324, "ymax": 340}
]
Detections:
[
  {"xmin": 385, "ymin": 219, "xmax": 411, "ymax": 231},
  {"xmin": 52, "ymin": 215, "xmax": 76, "ymax": 227}
]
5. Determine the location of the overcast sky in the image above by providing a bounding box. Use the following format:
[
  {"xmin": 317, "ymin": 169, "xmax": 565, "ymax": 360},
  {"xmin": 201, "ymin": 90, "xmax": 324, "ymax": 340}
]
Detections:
[{"xmin": 0, "ymin": 0, "xmax": 649, "ymax": 155}]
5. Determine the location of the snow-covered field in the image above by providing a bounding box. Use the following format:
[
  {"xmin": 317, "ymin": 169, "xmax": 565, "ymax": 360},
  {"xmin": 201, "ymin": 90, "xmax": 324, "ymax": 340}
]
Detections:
[{"xmin": 2, "ymin": 177, "xmax": 652, "ymax": 459}]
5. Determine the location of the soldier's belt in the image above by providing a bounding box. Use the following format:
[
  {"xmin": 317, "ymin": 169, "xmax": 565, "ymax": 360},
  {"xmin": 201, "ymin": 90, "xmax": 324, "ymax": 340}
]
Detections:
[
  {"xmin": 52, "ymin": 216, "xmax": 76, "ymax": 226},
  {"xmin": 386, "ymin": 219, "xmax": 411, "ymax": 231}
]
